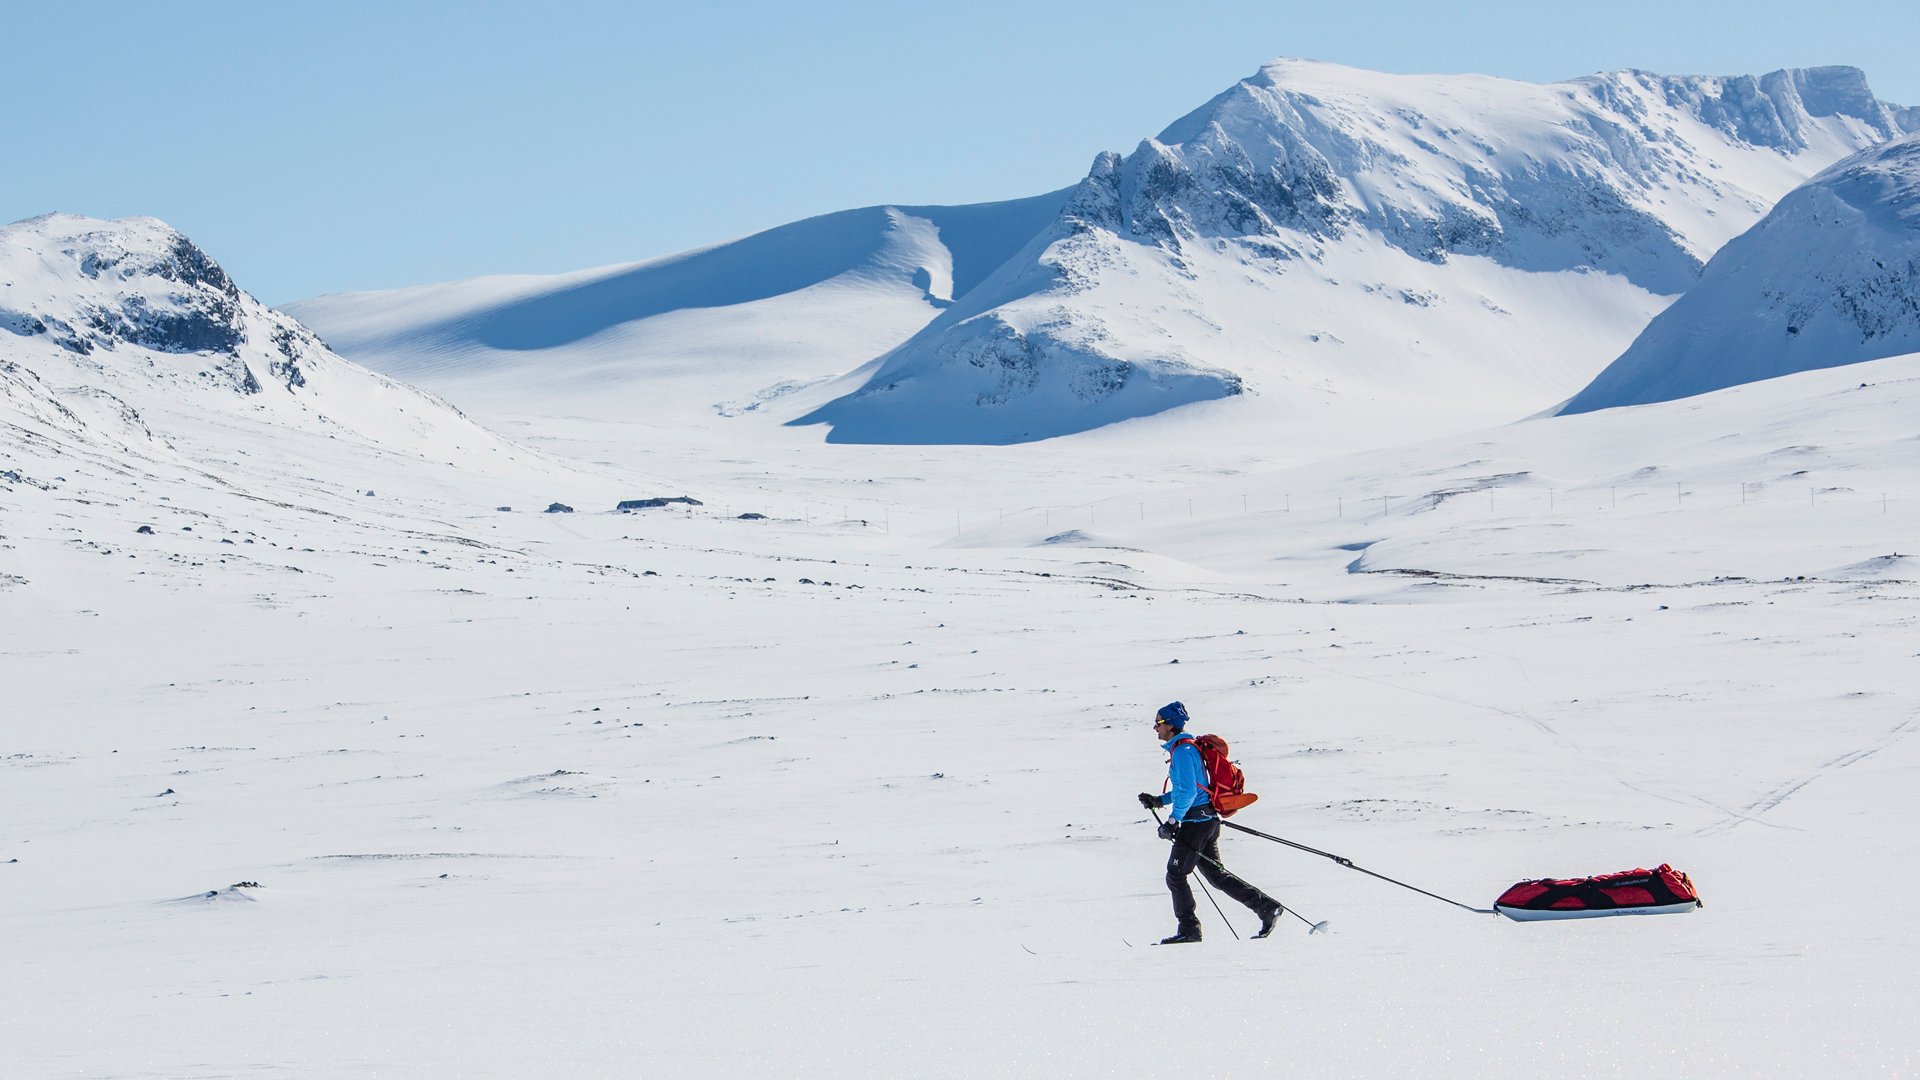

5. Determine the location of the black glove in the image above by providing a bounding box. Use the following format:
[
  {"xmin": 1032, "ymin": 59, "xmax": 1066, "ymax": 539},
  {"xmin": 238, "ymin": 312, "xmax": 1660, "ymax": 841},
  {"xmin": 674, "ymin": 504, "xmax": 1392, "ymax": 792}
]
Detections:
[
  {"xmin": 1138, "ymin": 792, "xmax": 1160, "ymax": 810},
  {"xmin": 1157, "ymin": 821, "xmax": 1179, "ymax": 841}
]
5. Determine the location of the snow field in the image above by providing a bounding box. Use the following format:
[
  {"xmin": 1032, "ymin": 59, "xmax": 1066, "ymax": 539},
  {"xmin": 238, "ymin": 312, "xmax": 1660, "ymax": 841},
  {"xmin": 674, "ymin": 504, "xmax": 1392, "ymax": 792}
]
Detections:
[{"xmin": 5, "ymin": 375, "xmax": 1918, "ymax": 1074}]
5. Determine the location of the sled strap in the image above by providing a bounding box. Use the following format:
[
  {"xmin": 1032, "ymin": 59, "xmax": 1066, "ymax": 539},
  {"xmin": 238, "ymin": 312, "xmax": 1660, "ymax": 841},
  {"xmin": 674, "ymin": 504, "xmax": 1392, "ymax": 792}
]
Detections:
[{"xmin": 1218, "ymin": 819, "xmax": 1497, "ymax": 915}]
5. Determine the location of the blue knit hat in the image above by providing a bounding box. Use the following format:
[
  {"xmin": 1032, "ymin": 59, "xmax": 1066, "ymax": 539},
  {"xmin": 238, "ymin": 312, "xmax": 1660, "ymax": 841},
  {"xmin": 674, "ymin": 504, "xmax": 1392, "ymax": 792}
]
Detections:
[{"xmin": 1155, "ymin": 701, "xmax": 1190, "ymax": 730}]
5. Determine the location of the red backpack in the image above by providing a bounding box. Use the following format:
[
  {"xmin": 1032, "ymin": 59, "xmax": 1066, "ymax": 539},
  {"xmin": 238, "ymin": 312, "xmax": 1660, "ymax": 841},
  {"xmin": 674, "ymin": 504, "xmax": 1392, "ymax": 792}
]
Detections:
[{"xmin": 1170, "ymin": 734, "xmax": 1259, "ymax": 817}]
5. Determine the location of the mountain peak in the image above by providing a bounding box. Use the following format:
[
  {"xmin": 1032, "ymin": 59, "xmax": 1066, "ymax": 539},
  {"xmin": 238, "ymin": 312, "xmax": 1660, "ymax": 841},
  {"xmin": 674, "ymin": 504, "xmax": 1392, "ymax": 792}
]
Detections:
[
  {"xmin": 1572, "ymin": 65, "xmax": 1910, "ymax": 152},
  {"xmin": 2, "ymin": 213, "xmax": 248, "ymax": 359},
  {"xmin": 3, "ymin": 213, "xmax": 540, "ymax": 471},
  {"xmin": 1067, "ymin": 59, "xmax": 1917, "ymax": 292},
  {"xmin": 5, "ymin": 212, "xmax": 235, "ymax": 290}
]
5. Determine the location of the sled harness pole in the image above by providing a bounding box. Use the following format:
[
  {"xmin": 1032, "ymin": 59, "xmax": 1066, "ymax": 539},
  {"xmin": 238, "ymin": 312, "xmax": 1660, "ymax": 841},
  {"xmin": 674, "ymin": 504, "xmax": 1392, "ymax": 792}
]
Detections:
[
  {"xmin": 1150, "ymin": 808, "xmax": 1239, "ymax": 938},
  {"xmin": 1218, "ymin": 819, "xmax": 1498, "ymax": 916},
  {"xmin": 1152, "ymin": 810, "xmax": 1327, "ymax": 935}
]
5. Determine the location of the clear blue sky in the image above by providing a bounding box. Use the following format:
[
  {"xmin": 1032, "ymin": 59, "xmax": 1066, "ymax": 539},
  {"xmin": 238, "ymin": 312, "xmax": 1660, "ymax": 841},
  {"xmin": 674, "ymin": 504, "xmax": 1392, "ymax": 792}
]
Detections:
[{"xmin": 4, "ymin": 1, "xmax": 1913, "ymax": 304}]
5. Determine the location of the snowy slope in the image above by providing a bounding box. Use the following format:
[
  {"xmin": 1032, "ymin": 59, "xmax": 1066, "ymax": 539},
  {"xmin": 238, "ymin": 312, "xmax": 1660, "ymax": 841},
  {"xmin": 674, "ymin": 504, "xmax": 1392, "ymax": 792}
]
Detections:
[
  {"xmin": 5, "ymin": 338, "xmax": 1917, "ymax": 1077},
  {"xmin": 802, "ymin": 61, "xmax": 1915, "ymax": 442},
  {"xmin": 1025, "ymin": 351, "xmax": 1920, "ymax": 586},
  {"xmin": 1565, "ymin": 131, "xmax": 1920, "ymax": 412},
  {"xmin": 282, "ymin": 192, "xmax": 1069, "ymax": 407},
  {"xmin": 0, "ymin": 212, "xmax": 656, "ymax": 574}
]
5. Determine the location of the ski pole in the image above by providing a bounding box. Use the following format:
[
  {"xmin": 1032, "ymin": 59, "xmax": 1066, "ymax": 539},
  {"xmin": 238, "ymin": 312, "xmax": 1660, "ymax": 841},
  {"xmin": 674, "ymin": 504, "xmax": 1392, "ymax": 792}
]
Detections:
[
  {"xmin": 1153, "ymin": 809, "xmax": 1329, "ymax": 935},
  {"xmin": 1150, "ymin": 808, "xmax": 1239, "ymax": 938},
  {"xmin": 1218, "ymin": 819, "xmax": 1496, "ymax": 915}
]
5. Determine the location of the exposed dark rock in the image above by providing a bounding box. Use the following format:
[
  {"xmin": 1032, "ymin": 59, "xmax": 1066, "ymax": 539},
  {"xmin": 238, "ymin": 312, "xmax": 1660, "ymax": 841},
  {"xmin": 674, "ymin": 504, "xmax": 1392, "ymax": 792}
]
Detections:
[
  {"xmin": 0, "ymin": 310, "xmax": 46, "ymax": 337},
  {"xmin": 269, "ymin": 326, "xmax": 310, "ymax": 389},
  {"xmin": 617, "ymin": 496, "xmax": 703, "ymax": 511}
]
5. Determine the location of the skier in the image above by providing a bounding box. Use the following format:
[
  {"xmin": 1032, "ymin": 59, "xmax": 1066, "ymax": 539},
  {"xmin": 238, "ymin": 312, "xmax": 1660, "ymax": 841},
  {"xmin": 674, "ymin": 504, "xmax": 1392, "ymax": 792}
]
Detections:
[{"xmin": 1139, "ymin": 701, "xmax": 1284, "ymax": 944}]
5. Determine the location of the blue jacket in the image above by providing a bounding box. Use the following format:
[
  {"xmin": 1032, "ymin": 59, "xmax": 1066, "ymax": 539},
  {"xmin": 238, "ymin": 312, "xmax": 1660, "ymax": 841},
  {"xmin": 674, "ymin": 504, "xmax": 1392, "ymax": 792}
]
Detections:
[{"xmin": 1155, "ymin": 735, "xmax": 1214, "ymax": 822}]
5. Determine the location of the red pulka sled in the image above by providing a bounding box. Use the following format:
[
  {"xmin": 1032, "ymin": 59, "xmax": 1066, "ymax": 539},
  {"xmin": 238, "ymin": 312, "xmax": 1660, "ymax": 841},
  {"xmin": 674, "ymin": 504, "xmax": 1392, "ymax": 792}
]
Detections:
[{"xmin": 1494, "ymin": 863, "xmax": 1703, "ymax": 921}]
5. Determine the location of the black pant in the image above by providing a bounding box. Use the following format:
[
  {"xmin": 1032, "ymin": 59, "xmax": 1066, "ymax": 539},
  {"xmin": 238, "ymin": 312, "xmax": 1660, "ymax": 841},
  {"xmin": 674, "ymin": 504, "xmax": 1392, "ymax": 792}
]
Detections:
[{"xmin": 1166, "ymin": 817, "xmax": 1277, "ymax": 933}]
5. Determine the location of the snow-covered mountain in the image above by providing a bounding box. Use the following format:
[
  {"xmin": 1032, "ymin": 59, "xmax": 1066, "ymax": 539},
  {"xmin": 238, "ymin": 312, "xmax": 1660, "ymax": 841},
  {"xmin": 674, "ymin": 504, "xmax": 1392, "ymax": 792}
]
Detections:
[
  {"xmin": 0, "ymin": 213, "xmax": 552, "ymax": 475},
  {"xmin": 290, "ymin": 60, "xmax": 1914, "ymax": 448},
  {"xmin": 800, "ymin": 61, "xmax": 1916, "ymax": 442},
  {"xmin": 1564, "ymin": 131, "xmax": 1920, "ymax": 413}
]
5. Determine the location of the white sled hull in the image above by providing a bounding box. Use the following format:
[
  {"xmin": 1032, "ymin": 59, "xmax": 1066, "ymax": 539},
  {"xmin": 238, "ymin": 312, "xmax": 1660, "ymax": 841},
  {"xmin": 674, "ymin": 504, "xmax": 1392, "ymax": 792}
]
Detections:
[{"xmin": 1497, "ymin": 901, "xmax": 1699, "ymax": 921}]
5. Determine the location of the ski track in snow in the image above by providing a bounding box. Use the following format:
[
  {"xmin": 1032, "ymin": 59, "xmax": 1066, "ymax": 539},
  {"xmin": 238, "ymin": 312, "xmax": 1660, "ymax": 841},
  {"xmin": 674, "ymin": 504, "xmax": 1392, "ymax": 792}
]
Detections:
[{"xmin": 1694, "ymin": 714, "xmax": 1920, "ymax": 836}]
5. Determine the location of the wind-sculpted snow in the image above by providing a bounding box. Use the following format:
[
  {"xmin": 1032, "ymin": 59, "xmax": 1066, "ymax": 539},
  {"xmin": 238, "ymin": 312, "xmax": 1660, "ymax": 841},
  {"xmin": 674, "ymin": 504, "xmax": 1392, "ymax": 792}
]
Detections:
[
  {"xmin": 285, "ymin": 192, "xmax": 1069, "ymax": 383},
  {"xmin": 1565, "ymin": 132, "xmax": 1920, "ymax": 413},
  {"xmin": 802, "ymin": 61, "xmax": 1914, "ymax": 444},
  {"xmin": 418, "ymin": 198, "xmax": 1068, "ymax": 353}
]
